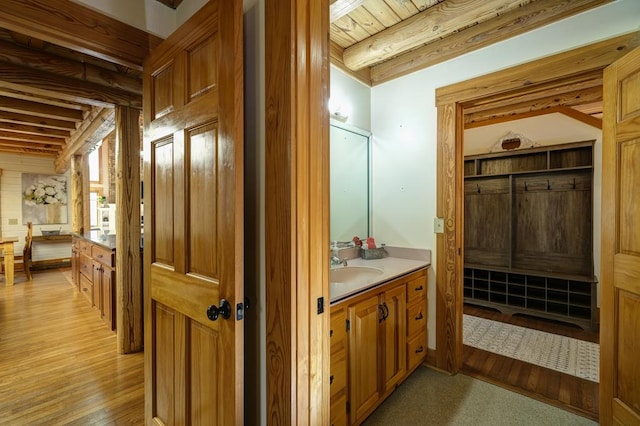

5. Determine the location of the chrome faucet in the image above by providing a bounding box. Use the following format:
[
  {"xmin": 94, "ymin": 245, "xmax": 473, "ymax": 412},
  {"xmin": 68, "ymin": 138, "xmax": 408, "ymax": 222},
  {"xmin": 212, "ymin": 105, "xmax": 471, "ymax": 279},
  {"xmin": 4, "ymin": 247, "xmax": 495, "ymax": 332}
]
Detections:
[{"xmin": 330, "ymin": 255, "xmax": 348, "ymax": 267}]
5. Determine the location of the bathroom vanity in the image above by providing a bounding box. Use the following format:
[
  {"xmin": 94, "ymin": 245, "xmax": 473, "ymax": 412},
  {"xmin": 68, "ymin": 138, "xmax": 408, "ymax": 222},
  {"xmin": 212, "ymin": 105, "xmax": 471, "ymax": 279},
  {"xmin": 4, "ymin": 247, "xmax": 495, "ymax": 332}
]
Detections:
[{"xmin": 329, "ymin": 248, "xmax": 430, "ymax": 425}]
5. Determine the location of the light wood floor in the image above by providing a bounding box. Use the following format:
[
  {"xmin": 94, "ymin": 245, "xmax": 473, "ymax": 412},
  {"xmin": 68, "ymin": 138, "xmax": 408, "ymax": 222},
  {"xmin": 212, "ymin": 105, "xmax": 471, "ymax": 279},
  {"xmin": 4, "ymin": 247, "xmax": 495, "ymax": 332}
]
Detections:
[
  {"xmin": 0, "ymin": 269, "xmax": 144, "ymax": 425},
  {"xmin": 462, "ymin": 304, "xmax": 599, "ymax": 421}
]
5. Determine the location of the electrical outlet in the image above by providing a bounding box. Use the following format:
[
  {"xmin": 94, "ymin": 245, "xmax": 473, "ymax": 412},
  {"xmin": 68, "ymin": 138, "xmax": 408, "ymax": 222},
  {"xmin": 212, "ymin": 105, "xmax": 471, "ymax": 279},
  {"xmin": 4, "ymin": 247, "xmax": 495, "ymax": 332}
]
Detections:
[
  {"xmin": 8, "ymin": 218, "xmax": 18, "ymax": 225},
  {"xmin": 434, "ymin": 217, "xmax": 444, "ymax": 234}
]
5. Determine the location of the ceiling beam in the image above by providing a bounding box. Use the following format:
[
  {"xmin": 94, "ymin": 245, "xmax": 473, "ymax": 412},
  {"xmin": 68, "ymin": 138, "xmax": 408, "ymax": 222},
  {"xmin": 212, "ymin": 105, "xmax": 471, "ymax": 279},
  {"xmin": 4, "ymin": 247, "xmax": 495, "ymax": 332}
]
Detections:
[
  {"xmin": 0, "ymin": 39, "xmax": 142, "ymax": 95},
  {"xmin": 0, "ymin": 130, "xmax": 67, "ymax": 145},
  {"xmin": 330, "ymin": 0, "xmax": 366, "ymax": 23},
  {"xmin": 330, "ymin": 41, "xmax": 371, "ymax": 86},
  {"xmin": 0, "ymin": 139, "xmax": 61, "ymax": 152},
  {"xmin": 0, "ymin": 121, "xmax": 70, "ymax": 138},
  {"xmin": 0, "ymin": 0, "xmax": 163, "ymax": 70},
  {"xmin": 0, "ymin": 110, "xmax": 77, "ymax": 130},
  {"xmin": 55, "ymin": 107, "xmax": 115, "ymax": 173},
  {"xmin": 370, "ymin": 0, "xmax": 612, "ymax": 84},
  {"xmin": 0, "ymin": 61, "xmax": 142, "ymax": 108},
  {"xmin": 0, "ymin": 95, "xmax": 83, "ymax": 121},
  {"xmin": 343, "ymin": 0, "xmax": 526, "ymax": 70},
  {"xmin": 0, "ymin": 144, "xmax": 58, "ymax": 156}
]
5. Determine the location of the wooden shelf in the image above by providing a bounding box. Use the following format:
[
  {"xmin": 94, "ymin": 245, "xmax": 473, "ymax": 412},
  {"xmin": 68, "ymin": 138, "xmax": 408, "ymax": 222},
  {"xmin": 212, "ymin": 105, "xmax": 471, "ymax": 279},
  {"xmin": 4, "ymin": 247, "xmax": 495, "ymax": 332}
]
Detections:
[{"xmin": 463, "ymin": 141, "xmax": 596, "ymax": 329}]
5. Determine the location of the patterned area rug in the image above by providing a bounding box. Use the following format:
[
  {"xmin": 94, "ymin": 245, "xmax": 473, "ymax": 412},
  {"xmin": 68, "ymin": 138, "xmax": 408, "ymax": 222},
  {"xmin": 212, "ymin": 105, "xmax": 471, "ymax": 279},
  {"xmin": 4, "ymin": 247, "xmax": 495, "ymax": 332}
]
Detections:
[{"xmin": 463, "ymin": 314, "xmax": 599, "ymax": 383}]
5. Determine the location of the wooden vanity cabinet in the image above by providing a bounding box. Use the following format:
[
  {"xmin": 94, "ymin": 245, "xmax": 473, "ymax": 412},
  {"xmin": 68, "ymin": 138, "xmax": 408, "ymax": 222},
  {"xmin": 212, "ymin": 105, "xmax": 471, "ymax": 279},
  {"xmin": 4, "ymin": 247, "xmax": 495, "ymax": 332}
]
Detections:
[{"xmin": 331, "ymin": 267, "xmax": 427, "ymax": 426}]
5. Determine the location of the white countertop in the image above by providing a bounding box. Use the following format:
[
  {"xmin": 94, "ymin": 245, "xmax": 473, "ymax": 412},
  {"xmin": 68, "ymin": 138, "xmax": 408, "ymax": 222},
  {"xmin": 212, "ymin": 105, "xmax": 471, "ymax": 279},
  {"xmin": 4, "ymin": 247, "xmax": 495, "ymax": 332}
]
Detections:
[{"xmin": 330, "ymin": 247, "xmax": 431, "ymax": 304}]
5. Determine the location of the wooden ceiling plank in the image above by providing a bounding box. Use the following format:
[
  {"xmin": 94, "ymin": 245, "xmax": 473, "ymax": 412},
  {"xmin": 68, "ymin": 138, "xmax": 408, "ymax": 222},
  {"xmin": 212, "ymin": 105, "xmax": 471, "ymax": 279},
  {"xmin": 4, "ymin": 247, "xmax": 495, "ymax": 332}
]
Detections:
[
  {"xmin": 331, "ymin": 0, "xmax": 366, "ymax": 23},
  {"xmin": 0, "ymin": 0, "xmax": 163, "ymax": 70},
  {"xmin": 437, "ymin": 30, "xmax": 640, "ymax": 106},
  {"xmin": 371, "ymin": 0, "xmax": 612, "ymax": 85},
  {"xmin": 410, "ymin": 0, "xmax": 443, "ymax": 12},
  {"xmin": 0, "ymin": 95, "xmax": 83, "ymax": 121},
  {"xmin": 0, "ymin": 87, "xmax": 87, "ymax": 111},
  {"xmin": 0, "ymin": 110, "xmax": 77, "ymax": 130},
  {"xmin": 330, "ymin": 23, "xmax": 361, "ymax": 48},
  {"xmin": 344, "ymin": 0, "xmax": 526, "ymax": 70},
  {"xmin": 0, "ymin": 39, "xmax": 142, "ymax": 95},
  {"xmin": 333, "ymin": 14, "xmax": 374, "ymax": 42},
  {"xmin": 465, "ymin": 85, "xmax": 603, "ymax": 127},
  {"xmin": 362, "ymin": 0, "xmax": 402, "ymax": 28},
  {"xmin": 0, "ymin": 130, "xmax": 67, "ymax": 145},
  {"xmin": 330, "ymin": 41, "xmax": 372, "ymax": 86},
  {"xmin": 384, "ymin": 0, "xmax": 420, "ymax": 20},
  {"xmin": 346, "ymin": 7, "xmax": 386, "ymax": 35},
  {"xmin": 0, "ymin": 61, "xmax": 142, "ymax": 108},
  {"xmin": 0, "ymin": 121, "xmax": 70, "ymax": 138}
]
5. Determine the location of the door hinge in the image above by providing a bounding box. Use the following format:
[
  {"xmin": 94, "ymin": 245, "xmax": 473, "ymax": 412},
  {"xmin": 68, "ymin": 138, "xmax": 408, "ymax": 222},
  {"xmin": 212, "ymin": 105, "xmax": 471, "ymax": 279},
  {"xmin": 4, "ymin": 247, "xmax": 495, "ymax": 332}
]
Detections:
[
  {"xmin": 346, "ymin": 319, "xmax": 350, "ymax": 331},
  {"xmin": 317, "ymin": 297, "xmax": 324, "ymax": 314}
]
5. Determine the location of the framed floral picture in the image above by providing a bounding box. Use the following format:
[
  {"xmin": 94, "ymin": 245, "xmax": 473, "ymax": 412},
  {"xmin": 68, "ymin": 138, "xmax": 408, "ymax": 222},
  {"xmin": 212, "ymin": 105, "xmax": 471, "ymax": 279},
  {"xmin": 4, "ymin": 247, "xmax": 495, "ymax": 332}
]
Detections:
[{"xmin": 22, "ymin": 173, "xmax": 69, "ymax": 225}]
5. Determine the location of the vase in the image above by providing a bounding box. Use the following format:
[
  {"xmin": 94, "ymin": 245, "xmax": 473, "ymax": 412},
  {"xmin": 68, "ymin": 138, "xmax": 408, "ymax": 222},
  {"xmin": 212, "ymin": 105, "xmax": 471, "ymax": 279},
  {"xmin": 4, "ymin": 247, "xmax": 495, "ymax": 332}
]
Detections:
[{"xmin": 45, "ymin": 203, "xmax": 63, "ymax": 224}]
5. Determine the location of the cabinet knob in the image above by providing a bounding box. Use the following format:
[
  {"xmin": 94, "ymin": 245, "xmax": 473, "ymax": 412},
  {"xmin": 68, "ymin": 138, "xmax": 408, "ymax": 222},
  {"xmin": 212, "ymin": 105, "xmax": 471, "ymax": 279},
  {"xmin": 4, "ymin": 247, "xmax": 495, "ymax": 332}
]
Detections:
[
  {"xmin": 414, "ymin": 285, "xmax": 423, "ymax": 291},
  {"xmin": 415, "ymin": 312, "xmax": 423, "ymax": 320},
  {"xmin": 415, "ymin": 346, "xmax": 424, "ymax": 354}
]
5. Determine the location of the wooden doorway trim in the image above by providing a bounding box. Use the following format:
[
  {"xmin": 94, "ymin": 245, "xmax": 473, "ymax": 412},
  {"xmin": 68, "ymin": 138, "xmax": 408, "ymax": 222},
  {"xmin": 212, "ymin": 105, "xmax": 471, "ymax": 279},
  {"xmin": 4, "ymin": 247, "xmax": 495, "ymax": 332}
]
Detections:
[
  {"xmin": 265, "ymin": 0, "xmax": 330, "ymax": 423},
  {"xmin": 433, "ymin": 31, "xmax": 640, "ymax": 373}
]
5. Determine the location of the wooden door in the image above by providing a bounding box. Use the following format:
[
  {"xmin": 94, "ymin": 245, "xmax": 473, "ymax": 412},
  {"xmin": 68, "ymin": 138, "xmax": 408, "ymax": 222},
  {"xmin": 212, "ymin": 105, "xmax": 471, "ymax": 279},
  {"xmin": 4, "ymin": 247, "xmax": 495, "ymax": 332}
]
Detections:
[
  {"xmin": 600, "ymin": 45, "xmax": 640, "ymax": 425},
  {"xmin": 143, "ymin": 1, "xmax": 244, "ymax": 424},
  {"xmin": 381, "ymin": 284, "xmax": 406, "ymax": 392},
  {"xmin": 349, "ymin": 294, "xmax": 381, "ymax": 424}
]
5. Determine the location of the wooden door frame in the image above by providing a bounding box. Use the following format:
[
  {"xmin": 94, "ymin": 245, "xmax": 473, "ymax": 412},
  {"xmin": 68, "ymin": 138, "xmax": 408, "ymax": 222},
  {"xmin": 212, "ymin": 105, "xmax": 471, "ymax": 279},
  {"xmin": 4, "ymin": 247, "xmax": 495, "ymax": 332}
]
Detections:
[
  {"xmin": 265, "ymin": 0, "xmax": 330, "ymax": 423},
  {"xmin": 433, "ymin": 31, "xmax": 640, "ymax": 374}
]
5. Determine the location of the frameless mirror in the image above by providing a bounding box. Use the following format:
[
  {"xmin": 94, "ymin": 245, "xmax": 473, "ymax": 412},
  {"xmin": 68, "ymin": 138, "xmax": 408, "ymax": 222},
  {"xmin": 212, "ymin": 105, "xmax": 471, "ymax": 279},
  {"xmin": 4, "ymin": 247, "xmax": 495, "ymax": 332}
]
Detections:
[{"xmin": 330, "ymin": 119, "xmax": 371, "ymax": 243}]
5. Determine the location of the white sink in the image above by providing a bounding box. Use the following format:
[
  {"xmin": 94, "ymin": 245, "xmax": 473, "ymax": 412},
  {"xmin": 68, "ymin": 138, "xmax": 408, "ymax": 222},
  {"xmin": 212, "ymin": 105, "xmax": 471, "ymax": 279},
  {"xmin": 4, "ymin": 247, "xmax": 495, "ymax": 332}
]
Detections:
[{"xmin": 330, "ymin": 266, "xmax": 383, "ymax": 285}]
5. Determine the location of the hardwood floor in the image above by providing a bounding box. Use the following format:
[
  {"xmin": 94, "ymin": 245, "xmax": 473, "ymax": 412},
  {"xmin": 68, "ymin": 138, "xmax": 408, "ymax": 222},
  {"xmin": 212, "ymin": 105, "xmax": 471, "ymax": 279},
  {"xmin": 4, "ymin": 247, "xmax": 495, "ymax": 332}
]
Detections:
[
  {"xmin": 462, "ymin": 304, "xmax": 599, "ymax": 421},
  {"xmin": 0, "ymin": 269, "xmax": 144, "ymax": 425}
]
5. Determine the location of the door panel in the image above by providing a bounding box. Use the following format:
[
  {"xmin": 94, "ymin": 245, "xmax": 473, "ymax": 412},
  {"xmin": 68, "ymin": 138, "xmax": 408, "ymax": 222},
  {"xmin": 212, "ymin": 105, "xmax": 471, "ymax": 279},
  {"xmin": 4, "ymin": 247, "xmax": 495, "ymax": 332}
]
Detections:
[
  {"xmin": 144, "ymin": 1, "xmax": 243, "ymax": 424},
  {"xmin": 382, "ymin": 285, "xmax": 406, "ymax": 392},
  {"xmin": 601, "ymin": 45, "xmax": 640, "ymax": 425}
]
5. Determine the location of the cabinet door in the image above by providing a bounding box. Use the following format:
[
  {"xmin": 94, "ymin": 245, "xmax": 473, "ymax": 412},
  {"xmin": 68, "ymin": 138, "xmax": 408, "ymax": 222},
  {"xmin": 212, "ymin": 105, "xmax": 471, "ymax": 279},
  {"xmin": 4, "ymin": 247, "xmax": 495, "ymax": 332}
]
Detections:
[
  {"xmin": 100, "ymin": 266, "xmax": 115, "ymax": 330},
  {"xmin": 381, "ymin": 285, "xmax": 406, "ymax": 392},
  {"xmin": 348, "ymin": 294, "xmax": 381, "ymax": 424}
]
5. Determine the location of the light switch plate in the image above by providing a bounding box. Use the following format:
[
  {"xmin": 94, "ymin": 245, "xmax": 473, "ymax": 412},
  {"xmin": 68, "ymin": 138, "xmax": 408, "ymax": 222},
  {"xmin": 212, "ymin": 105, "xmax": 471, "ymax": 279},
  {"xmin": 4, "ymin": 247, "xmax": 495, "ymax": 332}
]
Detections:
[{"xmin": 434, "ymin": 217, "xmax": 444, "ymax": 234}]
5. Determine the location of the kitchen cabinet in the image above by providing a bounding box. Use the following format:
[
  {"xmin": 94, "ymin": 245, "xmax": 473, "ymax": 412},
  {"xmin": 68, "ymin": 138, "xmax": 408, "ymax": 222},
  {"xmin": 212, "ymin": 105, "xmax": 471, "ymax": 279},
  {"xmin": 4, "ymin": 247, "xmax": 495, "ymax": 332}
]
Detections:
[
  {"xmin": 330, "ymin": 267, "xmax": 427, "ymax": 425},
  {"xmin": 73, "ymin": 234, "xmax": 116, "ymax": 331}
]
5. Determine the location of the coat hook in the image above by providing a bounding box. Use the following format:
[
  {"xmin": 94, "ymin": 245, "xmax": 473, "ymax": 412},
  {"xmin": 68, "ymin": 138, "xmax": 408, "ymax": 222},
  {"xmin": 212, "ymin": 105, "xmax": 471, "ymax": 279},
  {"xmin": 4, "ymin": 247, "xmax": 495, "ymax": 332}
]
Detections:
[
  {"xmin": 477, "ymin": 184, "xmax": 480, "ymax": 194},
  {"xmin": 547, "ymin": 179, "xmax": 551, "ymax": 190}
]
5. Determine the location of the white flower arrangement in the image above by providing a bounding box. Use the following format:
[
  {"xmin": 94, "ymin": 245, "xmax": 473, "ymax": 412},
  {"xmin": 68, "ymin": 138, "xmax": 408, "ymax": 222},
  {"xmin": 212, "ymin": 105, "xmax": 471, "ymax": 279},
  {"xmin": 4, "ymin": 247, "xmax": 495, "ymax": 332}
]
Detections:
[{"xmin": 23, "ymin": 175, "xmax": 68, "ymax": 206}]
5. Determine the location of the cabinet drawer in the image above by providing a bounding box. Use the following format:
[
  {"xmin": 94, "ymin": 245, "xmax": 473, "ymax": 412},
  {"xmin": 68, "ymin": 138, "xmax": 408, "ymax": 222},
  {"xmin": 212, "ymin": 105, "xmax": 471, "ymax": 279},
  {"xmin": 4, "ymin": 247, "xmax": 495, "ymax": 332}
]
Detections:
[
  {"xmin": 79, "ymin": 254, "xmax": 93, "ymax": 280},
  {"xmin": 330, "ymin": 307, "xmax": 346, "ymax": 354},
  {"xmin": 79, "ymin": 274, "xmax": 94, "ymax": 307},
  {"xmin": 92, "ymin": 245, "xmax": 114, "ymax": 267},
  {"xmin": 78, "ymin": 239, "xmax": 92, "ymax": 255},
  {"xmin": 330, "ymin": 348, "xmax": 347, "ymax": 399},
  {"xmin": 407, "ymin": 300, "xmax": 426, "ymax": 337},
  {"xmin": 406, "ymin": 276, "xmax": 426, "ymax": 303},
  {"xmin": 330, "ymin": 393, "xmax": 348, "ymax": 426},
  {"xmin": 407, "ymin": 331, "xmax": 427, "ymax": 372}
]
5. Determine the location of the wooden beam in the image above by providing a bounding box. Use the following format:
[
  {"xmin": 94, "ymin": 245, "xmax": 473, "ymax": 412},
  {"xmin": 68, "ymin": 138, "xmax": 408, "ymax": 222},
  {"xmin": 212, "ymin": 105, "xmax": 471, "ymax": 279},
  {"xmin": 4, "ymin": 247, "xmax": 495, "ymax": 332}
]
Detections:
[
  {"xmin": 0, "ymin": 130, "xmax": 67, "ymax": 145},
  {"xmin": 437, "ymin": 31, "xmax": 640, "ymax": 106},
  {"xmin": 330, "ymin": 0, "xmax": 365, "ymax": 23},
  {"xmin": 0, "ymin": 145, "xmax": 56, "ymax": 156},
  {"xmin": 465, "ymin": 105, "xmax": 602, "ymax": 130},
  {"xmin": 0, "ymin": 110, "xmax": 77, "ymax": 130},
  {"xmin": 0, "ymin": 139, "xmax": 60, "ymax": 151},
  {"xmin": 70, "ymin": 155, "xmax": 84, "ymax": 234},
  {"xmin": 465, "ymin": 85, "xmax": 603, "ymax": 127},
  {"xmin": 114, "ymin": 105, "xmax": 142, "ymax": 354},
  {"xmin": 0, "ymin": 61, "xmax": 142, "ymax": 108},
  {"xmin": 371, "ymin": 0, "xmax": 612, "ymax": 85},
  {"xmin": 0, "ymin": 121, "xmax": 70, "ymax": 138},
  {"xmin": 0, "ymin": 39, "xmax": 143, "ymax": 95},
  {"xmin": 343, "ymin": 0, "xmax": 526, "ymax": 70},
  {"xmin": 330, "ymin": 41, "xmax": 371, "ymax": 86},
  {"xmin": 55, "ymin": 107, "xmax": 115, "ymax": 173},
  {"xmin": 0, "ymin": 95, "xmax": 84, "ymax": 121},
  {"xmin": 0, "ymin": 0, "xmax": 163, "ymax": 70}
]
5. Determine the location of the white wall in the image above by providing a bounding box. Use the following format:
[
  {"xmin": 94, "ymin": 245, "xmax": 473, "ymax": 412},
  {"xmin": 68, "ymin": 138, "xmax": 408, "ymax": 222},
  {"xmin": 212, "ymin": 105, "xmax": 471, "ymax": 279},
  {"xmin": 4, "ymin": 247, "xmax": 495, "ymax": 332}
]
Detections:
[
  {"xmin": 330, "ymin": 65, "xmax": 372, "ymax": 131},
  {"xmin": 0, "ymin": 154, "xmax": 72, "ymax": 261},
  {"xmin": 371, "ymin": 0, "xmax": 640, "ymax": 349}
]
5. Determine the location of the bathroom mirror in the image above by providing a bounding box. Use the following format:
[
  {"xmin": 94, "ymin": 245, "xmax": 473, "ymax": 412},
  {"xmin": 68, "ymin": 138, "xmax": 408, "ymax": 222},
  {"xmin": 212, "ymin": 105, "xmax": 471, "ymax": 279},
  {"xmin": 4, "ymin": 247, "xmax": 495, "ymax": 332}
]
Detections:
[{"xmin": 330, "ymin": 119, "xmax": 371, "ymax": 242}]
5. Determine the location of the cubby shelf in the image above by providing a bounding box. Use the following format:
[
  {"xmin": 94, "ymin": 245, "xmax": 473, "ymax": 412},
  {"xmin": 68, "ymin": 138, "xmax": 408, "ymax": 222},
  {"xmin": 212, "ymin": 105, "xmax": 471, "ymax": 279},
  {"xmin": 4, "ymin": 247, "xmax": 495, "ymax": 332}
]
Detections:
[{"xmin": 463, "ymin": 141, "xmax": 597, "ymax": 330}]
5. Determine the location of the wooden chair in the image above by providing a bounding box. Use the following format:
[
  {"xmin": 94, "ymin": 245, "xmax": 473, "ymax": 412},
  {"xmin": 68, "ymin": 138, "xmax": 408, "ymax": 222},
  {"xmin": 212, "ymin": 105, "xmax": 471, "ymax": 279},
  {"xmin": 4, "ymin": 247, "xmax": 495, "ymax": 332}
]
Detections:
[{"xmin": 0, "ymin": 222, "xmax": 33, "ymax": 281}]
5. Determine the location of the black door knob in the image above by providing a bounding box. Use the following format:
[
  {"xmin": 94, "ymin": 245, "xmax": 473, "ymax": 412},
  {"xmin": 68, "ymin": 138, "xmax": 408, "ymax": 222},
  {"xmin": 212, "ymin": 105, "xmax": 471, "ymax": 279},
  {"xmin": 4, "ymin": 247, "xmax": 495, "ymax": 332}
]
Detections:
[{"xmin": 207, "ymin": 299, "xmax": 231, "ymax": 321}]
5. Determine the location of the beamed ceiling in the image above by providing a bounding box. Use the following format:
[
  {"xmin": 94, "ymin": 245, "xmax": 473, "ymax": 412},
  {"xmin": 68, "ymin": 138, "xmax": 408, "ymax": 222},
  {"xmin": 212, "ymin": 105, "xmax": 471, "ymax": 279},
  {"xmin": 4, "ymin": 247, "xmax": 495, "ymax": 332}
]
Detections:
[{"xmin": 0, "ymin": 0, "xmax": 617, "ymax": 162}]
